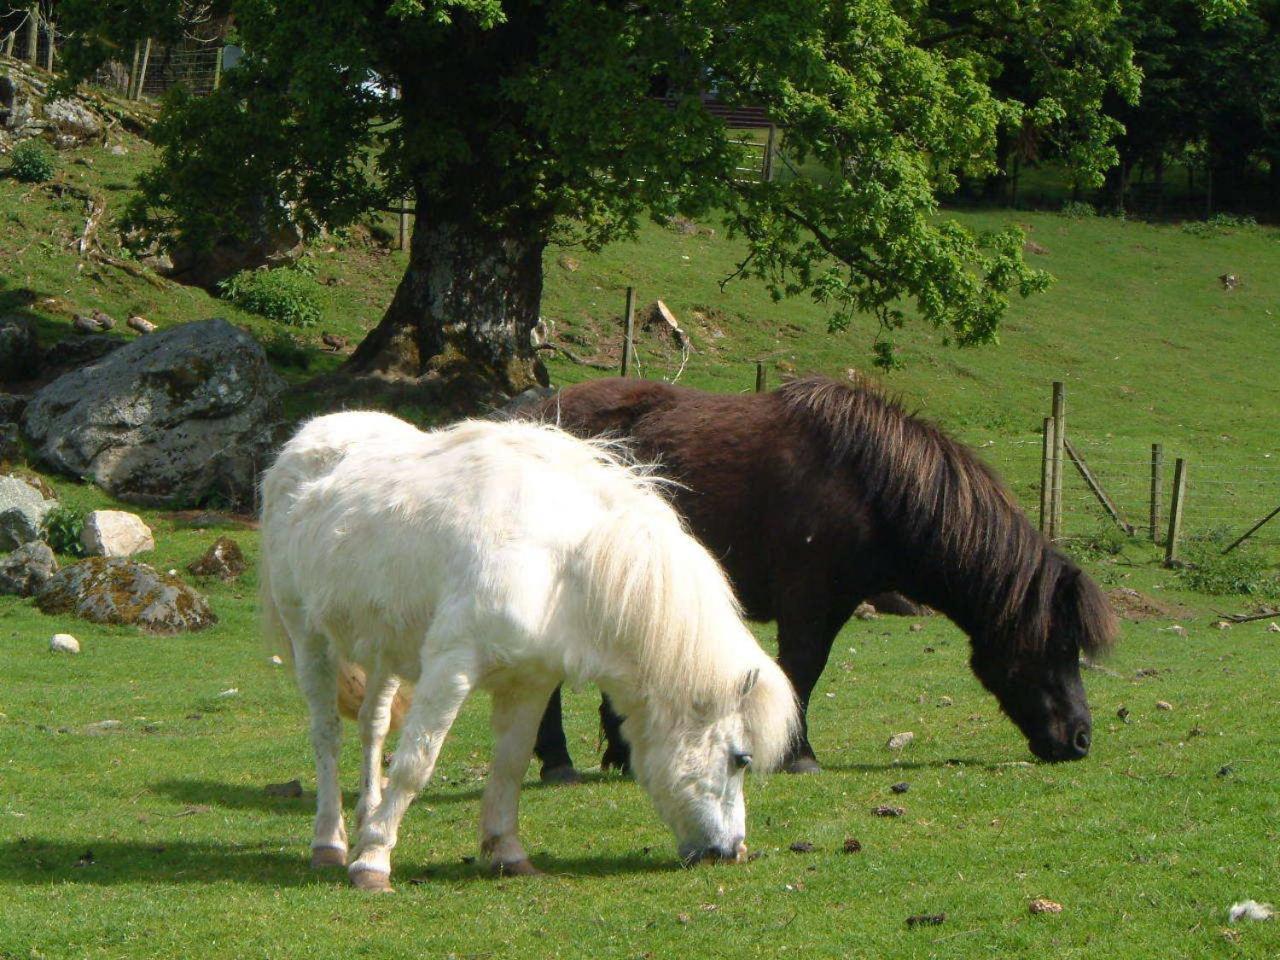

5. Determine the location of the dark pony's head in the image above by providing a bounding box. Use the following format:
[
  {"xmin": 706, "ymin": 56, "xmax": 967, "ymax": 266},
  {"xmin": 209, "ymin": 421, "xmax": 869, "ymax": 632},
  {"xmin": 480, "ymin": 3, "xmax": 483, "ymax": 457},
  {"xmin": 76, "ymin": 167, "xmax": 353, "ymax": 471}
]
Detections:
[
  {"xmin": 777, "ymin": 376, "xmax": 1119, "ymax": 763},
  {"xmin": 969, "ymin": 556, "xmax": 1118, "ymax": 761}
]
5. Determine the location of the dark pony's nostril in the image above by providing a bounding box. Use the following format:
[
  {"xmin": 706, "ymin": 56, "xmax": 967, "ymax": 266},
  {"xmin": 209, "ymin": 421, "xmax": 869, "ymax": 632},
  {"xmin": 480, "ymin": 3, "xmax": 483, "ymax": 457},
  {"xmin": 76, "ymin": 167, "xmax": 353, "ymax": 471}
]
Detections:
[{"xmin": 1073, "ymin": 728, "xmax": 1091, "ymax": 754}]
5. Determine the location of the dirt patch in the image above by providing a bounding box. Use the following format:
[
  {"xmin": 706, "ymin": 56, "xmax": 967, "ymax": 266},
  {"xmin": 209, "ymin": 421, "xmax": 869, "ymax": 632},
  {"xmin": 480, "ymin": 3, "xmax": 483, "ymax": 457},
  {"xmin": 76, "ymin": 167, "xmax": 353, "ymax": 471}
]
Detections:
[{"xmin": 1107, "ymin": 587, "xmax": 1193, "ymax": 621}]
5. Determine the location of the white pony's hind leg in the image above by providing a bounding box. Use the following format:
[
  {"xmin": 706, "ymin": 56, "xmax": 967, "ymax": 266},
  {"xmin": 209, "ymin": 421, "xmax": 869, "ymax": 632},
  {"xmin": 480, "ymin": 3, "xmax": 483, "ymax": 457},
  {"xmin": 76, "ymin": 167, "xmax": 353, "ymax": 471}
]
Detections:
[
  {"xmin": 355, "ymin": 662, "xmax": 400, "ymax": 832},
  {"xmin": 291, "ymin": 631, "xmax": 348, "ymax": 869},
  {"xmin": 480, "ymin": 677, "xmax": 560, "ymax": 876},
  {"xmin": 348, "ymin": 648, "xmax": 476, "ymax": 892}
]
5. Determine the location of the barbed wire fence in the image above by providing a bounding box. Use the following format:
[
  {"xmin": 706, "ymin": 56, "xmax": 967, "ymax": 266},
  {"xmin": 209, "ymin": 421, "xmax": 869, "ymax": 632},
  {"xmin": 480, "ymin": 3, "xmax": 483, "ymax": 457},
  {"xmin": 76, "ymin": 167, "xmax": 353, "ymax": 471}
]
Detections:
[{"xmin": 980, "ymin": 384, "xmax": 1279, "ymax": 564}]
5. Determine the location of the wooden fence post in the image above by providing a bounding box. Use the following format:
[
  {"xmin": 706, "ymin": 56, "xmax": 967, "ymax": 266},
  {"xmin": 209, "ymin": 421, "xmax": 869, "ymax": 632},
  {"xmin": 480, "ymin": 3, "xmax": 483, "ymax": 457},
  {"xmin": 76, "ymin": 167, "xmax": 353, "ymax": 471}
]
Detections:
[
  {"xmin": 1039, "ymin": 416, "xmax": 1055, "ymax": 534},
  {"xmin": 1164, "ymin": 457, "xmax": 1187, "ymax": 566},
  {"xmin": 1050, "ymin": 381, "xmax": 1066, "ymax": 540},
  {"xmin": 212, "ymin": 44, "xmax": 223, "ymax": 90},
  {"xmin": 4, "ymin": 28, "xmax": 15, "ymax": 57},
  {"xmin": 755, "ymin": 361, "xmax": 766, "ymax": 393},
  {"xmin": 620, "ymin": 287, "xmax": 635, "ymax": 377},
  {"xmin": 1149, "ymin": 443, "xmax": 1164, "ymax": 543},
  {"xmin": 25, "ymin": 5, "xmax": 38, "ymax": 65},
  {"xmin": 763, "ymin": 125, "xmax": 777, "ymax": 182},
  {"xmin": 134, "ymin": 37, "xmax": 152, "ymax": 100},
  {"xmin": 397, "ymin": 196, "xmax": 410, "ymax": 251},
  {"xmin": 127, "ymin": 41, "xmax": 141, "ymax": 97}
]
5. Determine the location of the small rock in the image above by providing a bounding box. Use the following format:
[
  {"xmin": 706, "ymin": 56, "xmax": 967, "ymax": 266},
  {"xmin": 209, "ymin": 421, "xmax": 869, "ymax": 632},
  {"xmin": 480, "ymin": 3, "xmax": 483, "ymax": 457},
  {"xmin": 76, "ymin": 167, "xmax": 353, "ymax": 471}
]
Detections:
[
  {"xmin": 264, "ymin": 779, "xmax": 303, "ymax": 798},
  {"xmin": 1229, "ymin": 900, "xmax": 1274, "ymax": 923},
  {"xmin": 37, "ymin": 557, "xmax": 216, "ymax": 632},
  {"xmin": 906, "ymin": 913, "xmax": 946, "ymax": 927},
  {"xmin": 1117, "ymin": 706, "xmax": 1130, "ymax": 722},
  {"xmin": 187, "ymin": 536, "xmax": 247, "ymax": 581},
  {"xmin": 91, "ymin": 310, "xmax": 116, "ymax": 331},
  {"xmin": 1217, "ymin": 765, "xmax": 1234, "ymax": 778},
  {"xmin": 49, "ymin": 632, "xmax": 80, "ymax": 654},
  {"xmin": 853, "ymin": 602, "xmax": 879, "ymax": 620},
  {"xmin": 1268, "ymin": 622, "xmax": 1280, "ymax": 633},
  {"xmin": 886, "ymin": 732, "xmax": 915, "ymax": 751},
  {"xmin": 270, "ymin": 654, "xmax": 284, "ymax": 666},
  {"xmin": 73, "ymin": 314, "xmax": 103, "ymax": 334},
  {"xmin": 1029, "ymin": 898, "xmax": 1063, "ymax": 915},
  {"xmin": 127, "ymin": 316, "xmax": 156, "ymax": 335},
  {"xmin": 110, "ymin": 144, "xmax": 128, "ymax": 156},
  {"xmin": 1156, "ymin": 700, "xmax": 1173, "ymax": 711},
  {"xmin": 937, "ymin": 696, "xmax": 953, "ymax": 707},
  {"xmin": 81, "ymin": 510, "xmax": 154, "ymax": 558},
  {"xmin": 217, "ymin": 688, "xmax": 239, "ymax": 699},
  {"xmin": 85, "ymin": 719, "xmax": 122, "ymax": 734},
  {"xmin": 891, "ymin": 782, "xmax": 910, "ymax": 794},
  {"xmin": 1163, "ymin": 624, "xmax": 1188, "ymax": 637},
  {"xmin": 557, "ymin": 255, "xmax": 580, "ymax": 272},
  {"xmin": 842, "ymin": 838, "xmax": 862, "ymax": 854},
  {"xmin": 909, "ymin": 623, "xmax": 923, "ymax": 632},
  {"xmin": 1215, "ymin": 620, "xmax": 1232, "ymax": 630},
  {"xmin": 788, "ymin": 841, "xmax": 815, "ymax": 853},
  {"xmin": 874, "ymin": 805, "xmax": 905, "ymax": 817}
]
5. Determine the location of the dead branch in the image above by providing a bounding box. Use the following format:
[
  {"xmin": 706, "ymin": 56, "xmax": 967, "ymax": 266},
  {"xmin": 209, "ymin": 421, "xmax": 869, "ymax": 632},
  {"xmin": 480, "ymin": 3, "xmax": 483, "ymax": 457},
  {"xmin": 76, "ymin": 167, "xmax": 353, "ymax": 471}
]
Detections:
[{"xmin": 536, "ymin": 341, "xmax": 615, "ymax": 370}]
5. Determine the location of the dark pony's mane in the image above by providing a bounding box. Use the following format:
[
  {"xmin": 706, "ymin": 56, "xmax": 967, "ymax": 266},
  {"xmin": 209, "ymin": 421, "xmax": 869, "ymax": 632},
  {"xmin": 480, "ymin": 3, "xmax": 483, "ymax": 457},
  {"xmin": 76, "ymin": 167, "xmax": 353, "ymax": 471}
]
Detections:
[{"xmin": 777, "ymin": 377, "xmax": 1117, "ymax": 659}]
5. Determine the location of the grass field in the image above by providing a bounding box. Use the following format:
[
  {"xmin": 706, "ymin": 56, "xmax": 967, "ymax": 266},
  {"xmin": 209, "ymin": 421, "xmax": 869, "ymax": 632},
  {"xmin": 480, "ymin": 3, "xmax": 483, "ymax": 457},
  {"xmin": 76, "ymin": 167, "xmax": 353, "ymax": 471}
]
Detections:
[{"xmin": 2, "ymin": 132, "xmax": 1279, "ymax": 959}]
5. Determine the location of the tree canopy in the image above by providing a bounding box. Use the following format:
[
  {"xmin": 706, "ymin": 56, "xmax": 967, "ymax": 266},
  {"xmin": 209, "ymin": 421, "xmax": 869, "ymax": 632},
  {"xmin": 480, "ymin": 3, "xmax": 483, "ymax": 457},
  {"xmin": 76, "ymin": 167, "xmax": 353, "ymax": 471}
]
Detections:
[{"xmin": 59, "ymin": 0, "xmax": 1148, "ymax": 392}]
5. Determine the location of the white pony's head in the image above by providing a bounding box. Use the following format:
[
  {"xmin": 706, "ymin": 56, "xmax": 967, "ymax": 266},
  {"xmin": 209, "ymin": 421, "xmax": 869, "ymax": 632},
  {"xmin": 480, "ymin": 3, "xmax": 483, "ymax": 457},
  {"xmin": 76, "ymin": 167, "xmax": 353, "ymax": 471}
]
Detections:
[{"xmin": 620, "ymin": 664, "xmax": 795, "ymax": 863}]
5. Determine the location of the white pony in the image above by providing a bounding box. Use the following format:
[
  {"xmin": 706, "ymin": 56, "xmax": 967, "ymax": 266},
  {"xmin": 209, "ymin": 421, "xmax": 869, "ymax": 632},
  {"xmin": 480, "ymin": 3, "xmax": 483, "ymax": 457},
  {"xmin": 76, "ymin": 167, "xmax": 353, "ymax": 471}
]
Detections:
[{"xmin": 260, "ymin": 412, "xmax": 797, "ymax": 891}]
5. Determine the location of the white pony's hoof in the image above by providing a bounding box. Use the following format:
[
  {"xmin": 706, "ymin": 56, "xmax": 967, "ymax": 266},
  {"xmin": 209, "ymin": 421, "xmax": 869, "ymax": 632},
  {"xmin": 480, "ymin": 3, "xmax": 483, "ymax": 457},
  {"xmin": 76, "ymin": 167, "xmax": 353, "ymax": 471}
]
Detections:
[
  {"xmin": 310, "ymin": 846, "xmax": 347, "ymax": 869},
  {"xmin": 490, "ymin": 859, "xmax": 542, "ymax": 877},
  {"xmin": 349, "ymin": 867, "xmax": 394, "ymax": 892}
]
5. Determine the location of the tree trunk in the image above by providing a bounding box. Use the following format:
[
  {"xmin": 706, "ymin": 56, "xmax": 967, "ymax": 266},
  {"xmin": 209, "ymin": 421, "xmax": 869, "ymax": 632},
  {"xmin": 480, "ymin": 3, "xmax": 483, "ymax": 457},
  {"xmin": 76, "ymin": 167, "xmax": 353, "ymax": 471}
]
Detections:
[{"xmin": 342, "ymin": 213, "xmax": 548, "ymax": 402}]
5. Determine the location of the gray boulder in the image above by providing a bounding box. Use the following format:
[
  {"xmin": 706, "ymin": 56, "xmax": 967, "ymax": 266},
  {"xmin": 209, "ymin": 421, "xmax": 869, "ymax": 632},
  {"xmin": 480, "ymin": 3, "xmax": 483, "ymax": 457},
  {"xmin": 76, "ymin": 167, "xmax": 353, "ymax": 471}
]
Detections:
[
  {"xmin": 36, "ymin": 557, "xmax": 216, "ymax": 633},
  {"xmin": 0, "ymin": 475, "xmax": 56, "ymax": 550},
  {"xmin": 0, "ymin": 423, "xmax": 17, "ymax": 465},
  {"xmin": 22, "ymin": 319, "xmax": 285, "ymax": 508},
  {"xmin": 43, "ymin": 98, "xmax": 104, "ymax": 145},
  {"xmin": 0, "ymin": 315, "xmax": 40, "ymax": 382},
  {"xmin": 0, "ymin": 541, "xmax": 57, "ymax": 596}
]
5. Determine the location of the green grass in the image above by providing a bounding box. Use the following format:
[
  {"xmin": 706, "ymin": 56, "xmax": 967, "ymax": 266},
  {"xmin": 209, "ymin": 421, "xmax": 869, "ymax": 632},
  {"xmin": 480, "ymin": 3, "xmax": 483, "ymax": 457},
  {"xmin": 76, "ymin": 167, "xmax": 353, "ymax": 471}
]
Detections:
[{"xmin": 3, "ymin": 136, "xmax": 1280, "ymax": 959}]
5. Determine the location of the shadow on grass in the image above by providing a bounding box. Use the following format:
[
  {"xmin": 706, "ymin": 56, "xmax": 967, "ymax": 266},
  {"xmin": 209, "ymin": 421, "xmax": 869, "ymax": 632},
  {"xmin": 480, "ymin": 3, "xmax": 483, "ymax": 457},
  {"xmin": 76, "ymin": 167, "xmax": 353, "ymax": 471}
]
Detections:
[
  {"xmin": 153, "ymin": 771, "xmax": 627, "ymax": 814},
  {"xmin": 0, "ymin": 837, "xmax": 679, "ymax": 887}
]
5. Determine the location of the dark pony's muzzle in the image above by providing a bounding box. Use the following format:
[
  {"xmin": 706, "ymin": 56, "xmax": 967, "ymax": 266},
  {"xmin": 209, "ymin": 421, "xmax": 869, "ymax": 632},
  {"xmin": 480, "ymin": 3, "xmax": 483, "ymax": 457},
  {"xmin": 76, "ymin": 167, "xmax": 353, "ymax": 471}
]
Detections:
[{"xmin": 1030, "ymin": 722, "xmax": 1092, "ymax": 762}]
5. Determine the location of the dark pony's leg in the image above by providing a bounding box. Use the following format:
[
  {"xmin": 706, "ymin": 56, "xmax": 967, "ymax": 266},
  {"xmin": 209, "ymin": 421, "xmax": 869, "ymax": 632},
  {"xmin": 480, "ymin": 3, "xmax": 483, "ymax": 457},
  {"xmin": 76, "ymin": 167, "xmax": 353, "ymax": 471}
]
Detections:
[
  {"xmin": 775, "ymin": 592, "xmax": 858, "ymax": 774},
  {"xmin": 533, "ymin": 686, "xmax": 581, "ymax": 784},
  {"xmin": 599, "ymin": 694, "xmax": 629, "ymax": 773}
]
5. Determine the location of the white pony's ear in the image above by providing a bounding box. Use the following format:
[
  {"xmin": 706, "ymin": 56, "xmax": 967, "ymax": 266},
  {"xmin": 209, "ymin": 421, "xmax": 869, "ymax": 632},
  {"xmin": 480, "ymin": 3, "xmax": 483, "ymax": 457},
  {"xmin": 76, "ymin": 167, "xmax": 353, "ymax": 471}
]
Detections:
[{"xmin": 738, "ymin": 668, "xmax": 760, "ymax": 700}]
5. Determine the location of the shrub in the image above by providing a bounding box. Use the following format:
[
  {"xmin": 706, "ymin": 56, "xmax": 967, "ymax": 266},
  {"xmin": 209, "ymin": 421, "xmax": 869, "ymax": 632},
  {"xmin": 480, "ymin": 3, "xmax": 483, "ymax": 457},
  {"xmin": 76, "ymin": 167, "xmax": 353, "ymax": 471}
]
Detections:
[
  {"xmin": 8, "ymin": 140, "xmax": 57, "ymax": 184},
  {"xmin": 263, "ymin": 333, "xmax": 313, "ymax": 371},
  {"xmin": 1060, "ymin": 200, "xmax": 1097, "ymax": 219},
  {"xmin": 219, "ymin": 267, "xmax": 322, "ymax": 328},
  {"xmin": 1181, "ymin": 213, "xmax": 1258, "ymax": 238},
  {"xmin": 41, "ymin": 505, "xmax": 86, "ymax": 557},
  {"xmin": 1177, "ymin": 535, "xmax": 1278, "ymax": 597}
]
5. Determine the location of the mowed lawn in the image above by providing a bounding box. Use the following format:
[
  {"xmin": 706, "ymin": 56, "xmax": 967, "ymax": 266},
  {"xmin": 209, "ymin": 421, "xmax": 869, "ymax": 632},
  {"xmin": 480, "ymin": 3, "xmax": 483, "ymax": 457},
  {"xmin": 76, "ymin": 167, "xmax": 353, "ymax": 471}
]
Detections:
[{"xmin": 0, "ymin": 500, "xmax": 1277, "ymax": 959}]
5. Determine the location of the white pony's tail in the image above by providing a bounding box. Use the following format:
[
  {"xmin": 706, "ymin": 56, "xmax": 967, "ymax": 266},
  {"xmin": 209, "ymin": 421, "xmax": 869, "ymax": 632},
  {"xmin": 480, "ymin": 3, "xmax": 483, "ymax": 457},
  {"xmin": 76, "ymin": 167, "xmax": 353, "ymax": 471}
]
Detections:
[{"xmin": 576, "ymin": 496, "xmax": 799, "ymax": 771}]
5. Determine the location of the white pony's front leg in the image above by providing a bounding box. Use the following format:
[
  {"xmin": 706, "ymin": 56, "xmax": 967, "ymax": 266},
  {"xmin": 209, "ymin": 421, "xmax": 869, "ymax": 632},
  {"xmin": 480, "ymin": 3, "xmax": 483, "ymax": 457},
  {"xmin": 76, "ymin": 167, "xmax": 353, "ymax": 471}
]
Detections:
[
  {"xmin": 355, "ymin": 663, "xmax": 401, "ymax": 832},
  {"xmin": 348, "ymin": 649, "xmax": 476, "ymax": 892},
  {"xmin": 291, "ymin": 632, "xmax": 348, "ymax": 869},
  {"xmin": 480, "ymin": 678, "xmax": 560, "ymax": 876}
]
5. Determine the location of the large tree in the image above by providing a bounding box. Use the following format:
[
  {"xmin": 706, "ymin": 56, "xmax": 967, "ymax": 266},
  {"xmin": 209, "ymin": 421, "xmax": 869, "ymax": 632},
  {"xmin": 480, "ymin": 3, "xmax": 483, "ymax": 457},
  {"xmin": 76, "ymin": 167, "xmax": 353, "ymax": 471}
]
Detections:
[{"xmin": 60, "ymin": 0, "xmax": 1143, "ymax": 400}]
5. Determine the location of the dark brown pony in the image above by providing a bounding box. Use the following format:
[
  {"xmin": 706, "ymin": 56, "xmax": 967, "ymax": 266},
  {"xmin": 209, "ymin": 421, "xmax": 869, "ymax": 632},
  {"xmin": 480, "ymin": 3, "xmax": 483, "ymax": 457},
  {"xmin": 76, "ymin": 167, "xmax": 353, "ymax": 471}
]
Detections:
[{"xmin": 531, "ymin": 376, "xmax": 1117, "ymax": 776}]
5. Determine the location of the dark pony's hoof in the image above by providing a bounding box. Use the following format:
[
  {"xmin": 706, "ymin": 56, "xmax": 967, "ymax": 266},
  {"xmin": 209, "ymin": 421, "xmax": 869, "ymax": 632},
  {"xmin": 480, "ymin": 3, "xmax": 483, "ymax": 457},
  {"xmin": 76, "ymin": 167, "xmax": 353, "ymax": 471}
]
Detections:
[
  {"xmin": 490, "ymin": 859, "xmax": 543, "ymax": 877},
  {"xmin": 784, "ymin": 757, "xmax": 822, "ymax": 775},
  {"xmin": 539, "ymin": 764, "xmax": 582, "ymax": 785},
  {"xmin": 600, "ymin": 749, "xmax": 632, "ymax": 775}
]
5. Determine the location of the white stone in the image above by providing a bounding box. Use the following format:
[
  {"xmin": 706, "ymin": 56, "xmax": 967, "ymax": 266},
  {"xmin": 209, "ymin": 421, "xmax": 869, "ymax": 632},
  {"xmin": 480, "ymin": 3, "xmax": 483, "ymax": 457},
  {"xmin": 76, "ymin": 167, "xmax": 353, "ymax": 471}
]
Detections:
[
  {"xmin": 50, "ymin": 633, "xmax": 79, "ymax": 654},
  {"xmin": 886, "ymin": 731, "xmax": 915, "ymax": 751},
  {"xmin": 81, "ymin": 510, "xmax": 154, "ymax": 558}
]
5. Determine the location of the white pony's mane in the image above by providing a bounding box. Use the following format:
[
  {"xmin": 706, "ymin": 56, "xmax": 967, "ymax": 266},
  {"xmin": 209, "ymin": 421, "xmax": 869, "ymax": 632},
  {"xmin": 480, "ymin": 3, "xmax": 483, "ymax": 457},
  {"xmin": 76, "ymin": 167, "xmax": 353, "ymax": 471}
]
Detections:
[{"xmin": 262, "ymin": 412, "xmax": 795, "ymax": 771}]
